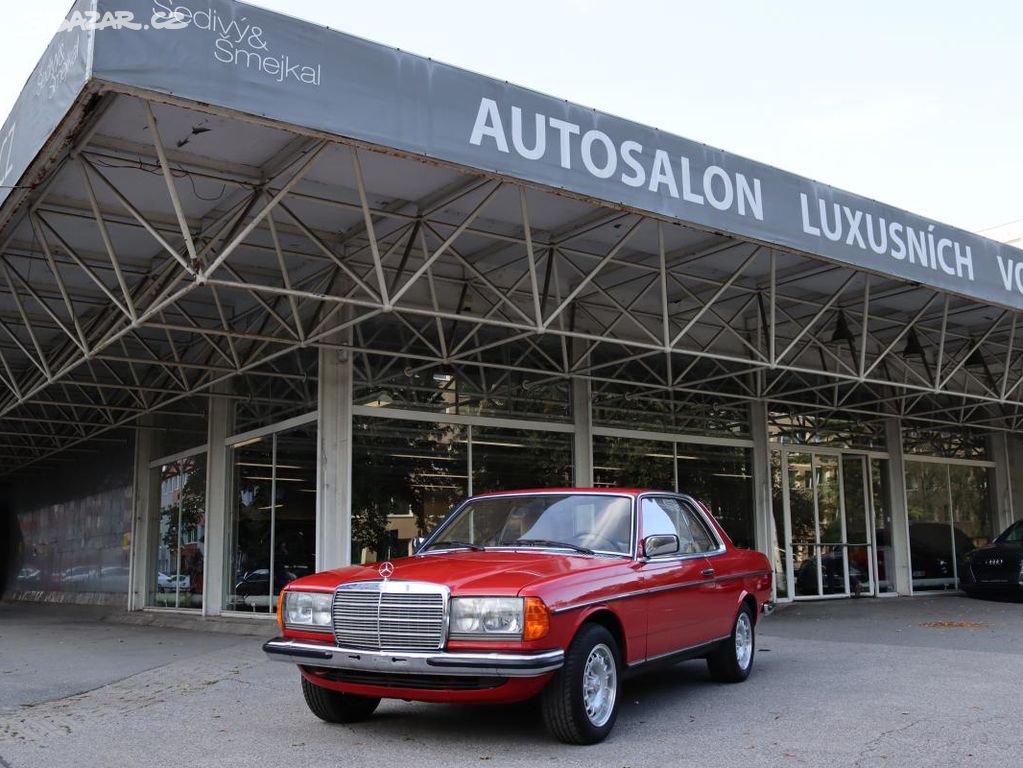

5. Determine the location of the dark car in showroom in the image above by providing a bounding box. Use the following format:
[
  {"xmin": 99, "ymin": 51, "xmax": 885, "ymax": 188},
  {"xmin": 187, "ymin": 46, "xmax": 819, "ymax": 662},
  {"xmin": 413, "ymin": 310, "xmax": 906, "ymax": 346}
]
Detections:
[{"xmin": 960, "ymin": 519, "xmax": 1023, "ymax": 595}]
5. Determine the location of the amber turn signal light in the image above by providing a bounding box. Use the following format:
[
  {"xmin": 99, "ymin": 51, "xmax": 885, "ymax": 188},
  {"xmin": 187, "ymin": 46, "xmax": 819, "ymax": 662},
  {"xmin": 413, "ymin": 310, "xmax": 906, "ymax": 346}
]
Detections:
[
  {"xmin": 523, "ymin": 596, "xmax": 550, "ymax": 641},
  {"xmin": 276, "ymin": 591, "xmax": 285, "ymax": 632}
]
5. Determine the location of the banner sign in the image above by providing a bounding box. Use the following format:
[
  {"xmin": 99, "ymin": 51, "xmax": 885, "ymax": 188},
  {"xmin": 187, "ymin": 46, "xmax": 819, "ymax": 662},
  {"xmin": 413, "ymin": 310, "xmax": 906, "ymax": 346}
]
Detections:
[
  {"xmin": 0, "ymin": 0, "xmax": 90, "ymax": 213},
  {"xmin": 25, "ymin": 0, "xmax": 1019, "ymax": 310}
]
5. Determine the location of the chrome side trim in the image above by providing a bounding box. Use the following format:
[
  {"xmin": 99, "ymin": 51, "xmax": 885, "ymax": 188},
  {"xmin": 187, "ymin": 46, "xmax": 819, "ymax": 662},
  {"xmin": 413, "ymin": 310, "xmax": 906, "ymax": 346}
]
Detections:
[
  {"xmin": 263, "ymin": 637, "xmax": 564, "ymax": 678},
  {"xmin": 714, "ymin": 570, "xmax": 771, "ymax": 583},
  {"xmin": 550, "ymin": 570, "xmax": 771, "ymax": 614},
  {"xmin": 627, "ymin": 635, "xmax": 731, "ymax": 669}
]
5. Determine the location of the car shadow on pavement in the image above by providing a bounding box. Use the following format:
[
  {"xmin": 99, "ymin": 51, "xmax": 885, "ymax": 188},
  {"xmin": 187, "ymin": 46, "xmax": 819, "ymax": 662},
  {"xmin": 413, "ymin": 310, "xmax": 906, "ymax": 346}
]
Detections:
[
  {"xmin": 963, "ymin": 591, "xmax": 1023, "ymax": 604},
  {"xmin": 337, "ymin": 659, "xmax": 729, "ymax": 746},
  {"xmin": 351, "ymin": 698, "xmax": 546, "ymax": 745}
]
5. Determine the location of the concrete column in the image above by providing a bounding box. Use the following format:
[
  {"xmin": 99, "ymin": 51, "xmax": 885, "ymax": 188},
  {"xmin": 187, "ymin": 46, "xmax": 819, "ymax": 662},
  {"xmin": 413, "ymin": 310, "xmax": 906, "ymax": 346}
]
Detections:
[
  {"xmin": 572, "ymin": 375, "xmax": 593, "ymax": 487},
  {"xmin": 202, "ymin": 387, "xmax": 233, "ymax": 616},
  {"xmin": 127, "ymin": 419, "xmax": 158, "ymax": 611},
  {"xmin": 749, "ymin": 401, "xmax": 772, "ymax": 559},
  {"xmin": 988, "ymin": 433, "xmax": 1014, "ymax": 534},
  {"xmin": 317, "ymin": 346, "xmax": 353, "ymax": 570},
  {"xmin": 884, "ymin": 418, "xmax": 913, "ymax": 595}
]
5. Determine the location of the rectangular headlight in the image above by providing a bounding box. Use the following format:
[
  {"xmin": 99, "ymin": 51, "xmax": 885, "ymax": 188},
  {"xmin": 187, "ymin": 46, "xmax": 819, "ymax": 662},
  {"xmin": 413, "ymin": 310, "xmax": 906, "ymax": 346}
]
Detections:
[
  {"xmin": 283, "ymin": 591, "xmax": 333, "ymax": 631},
  {"xmin": 449, "ymin": 597, "xmax": 523, "ymax": 640}
]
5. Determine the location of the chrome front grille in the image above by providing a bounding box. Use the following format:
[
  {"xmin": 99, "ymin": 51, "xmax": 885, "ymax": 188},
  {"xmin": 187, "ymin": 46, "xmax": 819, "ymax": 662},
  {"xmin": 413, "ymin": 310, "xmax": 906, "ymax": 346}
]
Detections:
[{"xmin": 333, "ymin": 581, "xmax": 447, "ymax": 651}]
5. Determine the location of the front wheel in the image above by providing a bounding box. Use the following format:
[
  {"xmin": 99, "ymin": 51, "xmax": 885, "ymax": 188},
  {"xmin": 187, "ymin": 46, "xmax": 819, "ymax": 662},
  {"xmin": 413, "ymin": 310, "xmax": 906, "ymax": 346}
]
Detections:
[
  {"xmin": 300, "ymin": 675, "xmax": 380, "ymax": 723},
  {"xmin": 541, "ymin": 623, "xmax": 621, "ymax": 744},
  {"xmin": 706, "ymin": 603, "xmax": 756, "ymax": 683}
]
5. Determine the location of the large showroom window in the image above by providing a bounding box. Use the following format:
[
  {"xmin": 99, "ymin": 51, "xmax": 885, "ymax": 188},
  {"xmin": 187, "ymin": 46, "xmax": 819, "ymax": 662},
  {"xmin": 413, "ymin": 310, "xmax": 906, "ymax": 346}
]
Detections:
[
  {"xmin": 675, "ymin": 445, "xmax": 755, "ymax": 549},
  {"xmin": 870, "ymin": 458, "xmax": 893, "ymax": 593},
  {"xmin": 149, "ymin": 451, "xmax": 207, "ymax": 609},
  {"xmin": 593, "ymin": 435, "xmax": 675, "ymax": 491},
  {"xmin": 351, "ymin": 415, "xmax": 574, "ymax": 562},
  {"xmin": 593, "ymin": 434, "xmax": 754, "ymax": 548},
  {"xmin": 592, "ymin": 384, "xmax": 750, "ymax": 438},
  {"xmin": 905, "ymin": 459, "xmax": 993, "ymax": 591},
  {"xmin": 768, "ymin": 412, "xmax": 886, "ymax": 451},
  {"xmin": 353, "ymin": 359, "xmax": 572, "ymax": 423},
  {"xmin": 471, "ymin": 425, "xmax": 572, "ymax": 493},
  {"xmin": 352, "ymin": 417, "xmax": 469, "ymax": 563},
  {"xmin": 770, "ymin": 445, "xmax": 888, "ymax": 601},
  {"xmin": 226, "ymin": 420, "xmax": 317, "ymax": 612}
]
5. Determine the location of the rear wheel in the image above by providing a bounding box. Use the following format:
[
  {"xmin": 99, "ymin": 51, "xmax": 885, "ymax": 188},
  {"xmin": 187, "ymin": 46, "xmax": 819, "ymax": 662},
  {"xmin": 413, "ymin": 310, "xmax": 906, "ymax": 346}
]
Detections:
[
  {"xmin": 706, "ymin": 603, "xmax": 755, "ymax": 683},
  {"xmin": 541, "ymin": 623, "xmax": 621, "ymax": 744},
  {"xmin": 300, "ymin": 675, "xmax": 380, "ymax": 723}
]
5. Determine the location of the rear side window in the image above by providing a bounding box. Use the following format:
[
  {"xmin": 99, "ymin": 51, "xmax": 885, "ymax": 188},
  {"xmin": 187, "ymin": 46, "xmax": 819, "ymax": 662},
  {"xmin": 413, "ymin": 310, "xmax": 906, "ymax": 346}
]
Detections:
[{"xmin": 680, "ymin": 502, "xmax": 719, "ymax": 553}]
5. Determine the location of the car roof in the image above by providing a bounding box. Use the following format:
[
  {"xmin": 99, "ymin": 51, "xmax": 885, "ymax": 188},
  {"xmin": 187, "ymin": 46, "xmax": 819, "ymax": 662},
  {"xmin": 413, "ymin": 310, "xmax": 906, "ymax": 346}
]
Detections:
[{"xmin": 468, "ymin": 487, "xmax": 662, "ymax": 499}]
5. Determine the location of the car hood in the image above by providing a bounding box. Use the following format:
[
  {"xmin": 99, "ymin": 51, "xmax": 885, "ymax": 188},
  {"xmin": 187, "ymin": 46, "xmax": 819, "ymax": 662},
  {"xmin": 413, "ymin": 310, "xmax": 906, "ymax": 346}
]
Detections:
[
  {"xmin": 288, "ymin": 549, "xmax": 626, "ymax": 595},
  {"xmin": 969, "ymin": 541, "xmax": 1023, "ymax": 558}
]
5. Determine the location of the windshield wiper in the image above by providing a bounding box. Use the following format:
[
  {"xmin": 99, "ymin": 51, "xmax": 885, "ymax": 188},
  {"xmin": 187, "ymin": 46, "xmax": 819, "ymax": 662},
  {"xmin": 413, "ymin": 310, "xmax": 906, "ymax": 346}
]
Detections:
[
  {"xmin": 508, "ymin": 538, "xmax": 594, "ymax": 555},
  {"xmin": 425, "ymin": 540, "xmax": 485, "ymax": 551}
]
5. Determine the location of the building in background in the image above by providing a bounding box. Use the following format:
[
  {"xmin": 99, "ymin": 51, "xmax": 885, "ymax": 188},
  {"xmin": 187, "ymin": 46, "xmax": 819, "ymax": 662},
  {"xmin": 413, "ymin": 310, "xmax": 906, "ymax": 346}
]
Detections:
[{"xmin": 1, "ymin": 0, "xmax": 1021, "ymax": 617}]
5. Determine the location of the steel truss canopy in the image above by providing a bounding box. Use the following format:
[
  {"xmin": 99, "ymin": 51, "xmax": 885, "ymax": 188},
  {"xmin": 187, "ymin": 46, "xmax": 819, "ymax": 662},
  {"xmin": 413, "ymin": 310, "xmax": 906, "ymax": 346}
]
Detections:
[{"xmin": 0, "ymin": 0, "xmax": 1021, "ymax": 475}]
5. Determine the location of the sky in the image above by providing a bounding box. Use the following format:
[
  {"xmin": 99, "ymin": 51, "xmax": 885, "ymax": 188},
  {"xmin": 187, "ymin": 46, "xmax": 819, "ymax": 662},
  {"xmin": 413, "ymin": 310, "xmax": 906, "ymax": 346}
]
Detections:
[{"xmin": 3, "ymin": 1, "xmax": 1023, "ymax": 234}]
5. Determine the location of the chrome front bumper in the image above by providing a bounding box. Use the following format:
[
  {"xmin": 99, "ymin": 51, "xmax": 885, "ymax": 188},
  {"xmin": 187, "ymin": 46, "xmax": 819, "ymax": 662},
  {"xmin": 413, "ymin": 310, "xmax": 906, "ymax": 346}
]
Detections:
[{"xmin": 263, "ymin": 637, "xmax": 564, "ymax": 678}]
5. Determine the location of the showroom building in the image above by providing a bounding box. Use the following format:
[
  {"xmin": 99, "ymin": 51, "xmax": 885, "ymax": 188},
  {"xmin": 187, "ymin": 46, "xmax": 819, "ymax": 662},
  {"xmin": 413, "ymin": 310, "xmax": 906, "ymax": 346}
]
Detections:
[{"xmin": 2, "ymin": 0, "xmax": 1023, "ymax": 616}]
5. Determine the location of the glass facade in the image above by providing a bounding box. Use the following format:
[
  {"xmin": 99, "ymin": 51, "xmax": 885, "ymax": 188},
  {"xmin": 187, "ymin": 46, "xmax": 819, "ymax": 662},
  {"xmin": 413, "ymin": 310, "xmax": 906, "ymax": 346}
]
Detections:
[
  {"xmin": 871, "ymin": 458, "xmax": 893, "ymax": 593},
  {"xmin": 470, "ymin": 426, "xmax": 573, "ymax": 494},
  {"xmin": 227, "ymin": 423, "xmax": 316, "ymax": 612},
  {"xmin": 351, "ymin": 417, "xmax": 468, "ymax": 563},
  {"xmin": 150, "ymin": 454, "xmax": 207, "ymax": 609},
  {"xmin": 105, "ymin": 367, "xmax": 1006, "ymax": 612},
  {"xmin": 676, "ymin": 445, "xmax": 755, "ymax": 550},
  {"xmin": 593, "ymin": 435, "xmax": 755, "ymax": 550},
  {"xmin": 905, "ymin": 460, "xmax": 992, "ymax": 591},
  {"xmin": 353, "ymin": 360, "xmax": 571, "ymax": 423},
  {"xmin": 593, "ymin": 435, "xmax": 675, "ymax": 491},
  {"xmin": 769, "ymin": 412, "xmax": 886, "ymax": 451},
  {"xmin": 351, "ymin": 418, "xmax": 573, "ymax": 563},
  {"xmin": 903, "ymin": 427, "xmax": 988, "ymax": 459},
  {"xmin": 592, "ymin": 384, "xmax": 750, "ymax": 438}
]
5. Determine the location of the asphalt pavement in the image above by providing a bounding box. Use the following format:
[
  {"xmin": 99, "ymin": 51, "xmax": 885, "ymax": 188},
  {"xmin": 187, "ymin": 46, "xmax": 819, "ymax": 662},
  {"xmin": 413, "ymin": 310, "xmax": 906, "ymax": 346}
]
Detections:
[{"xmin": 1, "ymin": 594, "xmax": 1021, "ymax": 768}]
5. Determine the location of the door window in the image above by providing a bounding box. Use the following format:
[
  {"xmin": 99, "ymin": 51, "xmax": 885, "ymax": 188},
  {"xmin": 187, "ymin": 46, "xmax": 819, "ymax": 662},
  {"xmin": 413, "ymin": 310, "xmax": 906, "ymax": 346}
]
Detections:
[{"xmin": 640, "ymin": 497, "xmax": 697, "ymax": 554}]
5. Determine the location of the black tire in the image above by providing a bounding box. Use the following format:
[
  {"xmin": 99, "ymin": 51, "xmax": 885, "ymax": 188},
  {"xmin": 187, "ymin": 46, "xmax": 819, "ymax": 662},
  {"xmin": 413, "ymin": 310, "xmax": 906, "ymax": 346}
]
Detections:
[
  {"xmin": 300, "ymin": 675, "xmax": 380, "ymax": 723},
  {"xmin": 540, "ymin": 623, "xmax": 621, "ymax": 745},
  {"xmin": 707, "ymin": 603, "xmax": 756, "ymax": 683}
]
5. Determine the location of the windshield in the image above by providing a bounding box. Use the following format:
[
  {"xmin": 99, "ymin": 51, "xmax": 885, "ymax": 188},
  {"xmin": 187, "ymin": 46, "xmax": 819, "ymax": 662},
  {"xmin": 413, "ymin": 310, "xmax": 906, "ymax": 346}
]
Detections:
[
  {"xmin": 995, "ymin": 519, "xmax": 1023, "ymax": 543},
  {"xmin": 426, "ymin": 494, "xmax": 633, "ymax": 555}
]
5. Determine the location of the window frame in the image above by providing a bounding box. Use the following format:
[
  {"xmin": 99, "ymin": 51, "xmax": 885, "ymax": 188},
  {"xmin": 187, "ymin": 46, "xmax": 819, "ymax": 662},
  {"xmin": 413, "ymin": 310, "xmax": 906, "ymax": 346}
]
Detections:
[{"xmin": 638, "ymin": 493, "xmax": 726, "ymax": 561}]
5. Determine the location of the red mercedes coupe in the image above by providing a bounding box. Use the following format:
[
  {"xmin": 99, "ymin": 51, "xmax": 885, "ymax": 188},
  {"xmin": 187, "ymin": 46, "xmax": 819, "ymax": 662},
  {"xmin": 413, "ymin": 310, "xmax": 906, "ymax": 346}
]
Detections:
[{"xmin": 264, "ymin": 489, "xmax": 773, "ymax": 744}]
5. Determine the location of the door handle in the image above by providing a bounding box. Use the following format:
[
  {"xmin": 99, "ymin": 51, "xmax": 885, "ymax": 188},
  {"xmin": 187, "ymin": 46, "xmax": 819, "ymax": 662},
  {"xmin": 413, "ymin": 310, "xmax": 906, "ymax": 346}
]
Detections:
[{"xmin": 701, "ymin": 568, "xmax": 716, "ymax": 577}]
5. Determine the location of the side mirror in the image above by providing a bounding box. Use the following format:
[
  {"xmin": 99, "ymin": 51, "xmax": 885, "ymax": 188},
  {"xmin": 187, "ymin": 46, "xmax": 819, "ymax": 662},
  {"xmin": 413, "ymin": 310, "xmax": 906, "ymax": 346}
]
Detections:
[
  {"xmin": 643, "ymin": 534, "xmax": 680, "ymax": 558},
  {"xmin": 411, "ymin": 536, "xmax": 426, "ymax": 554}
]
